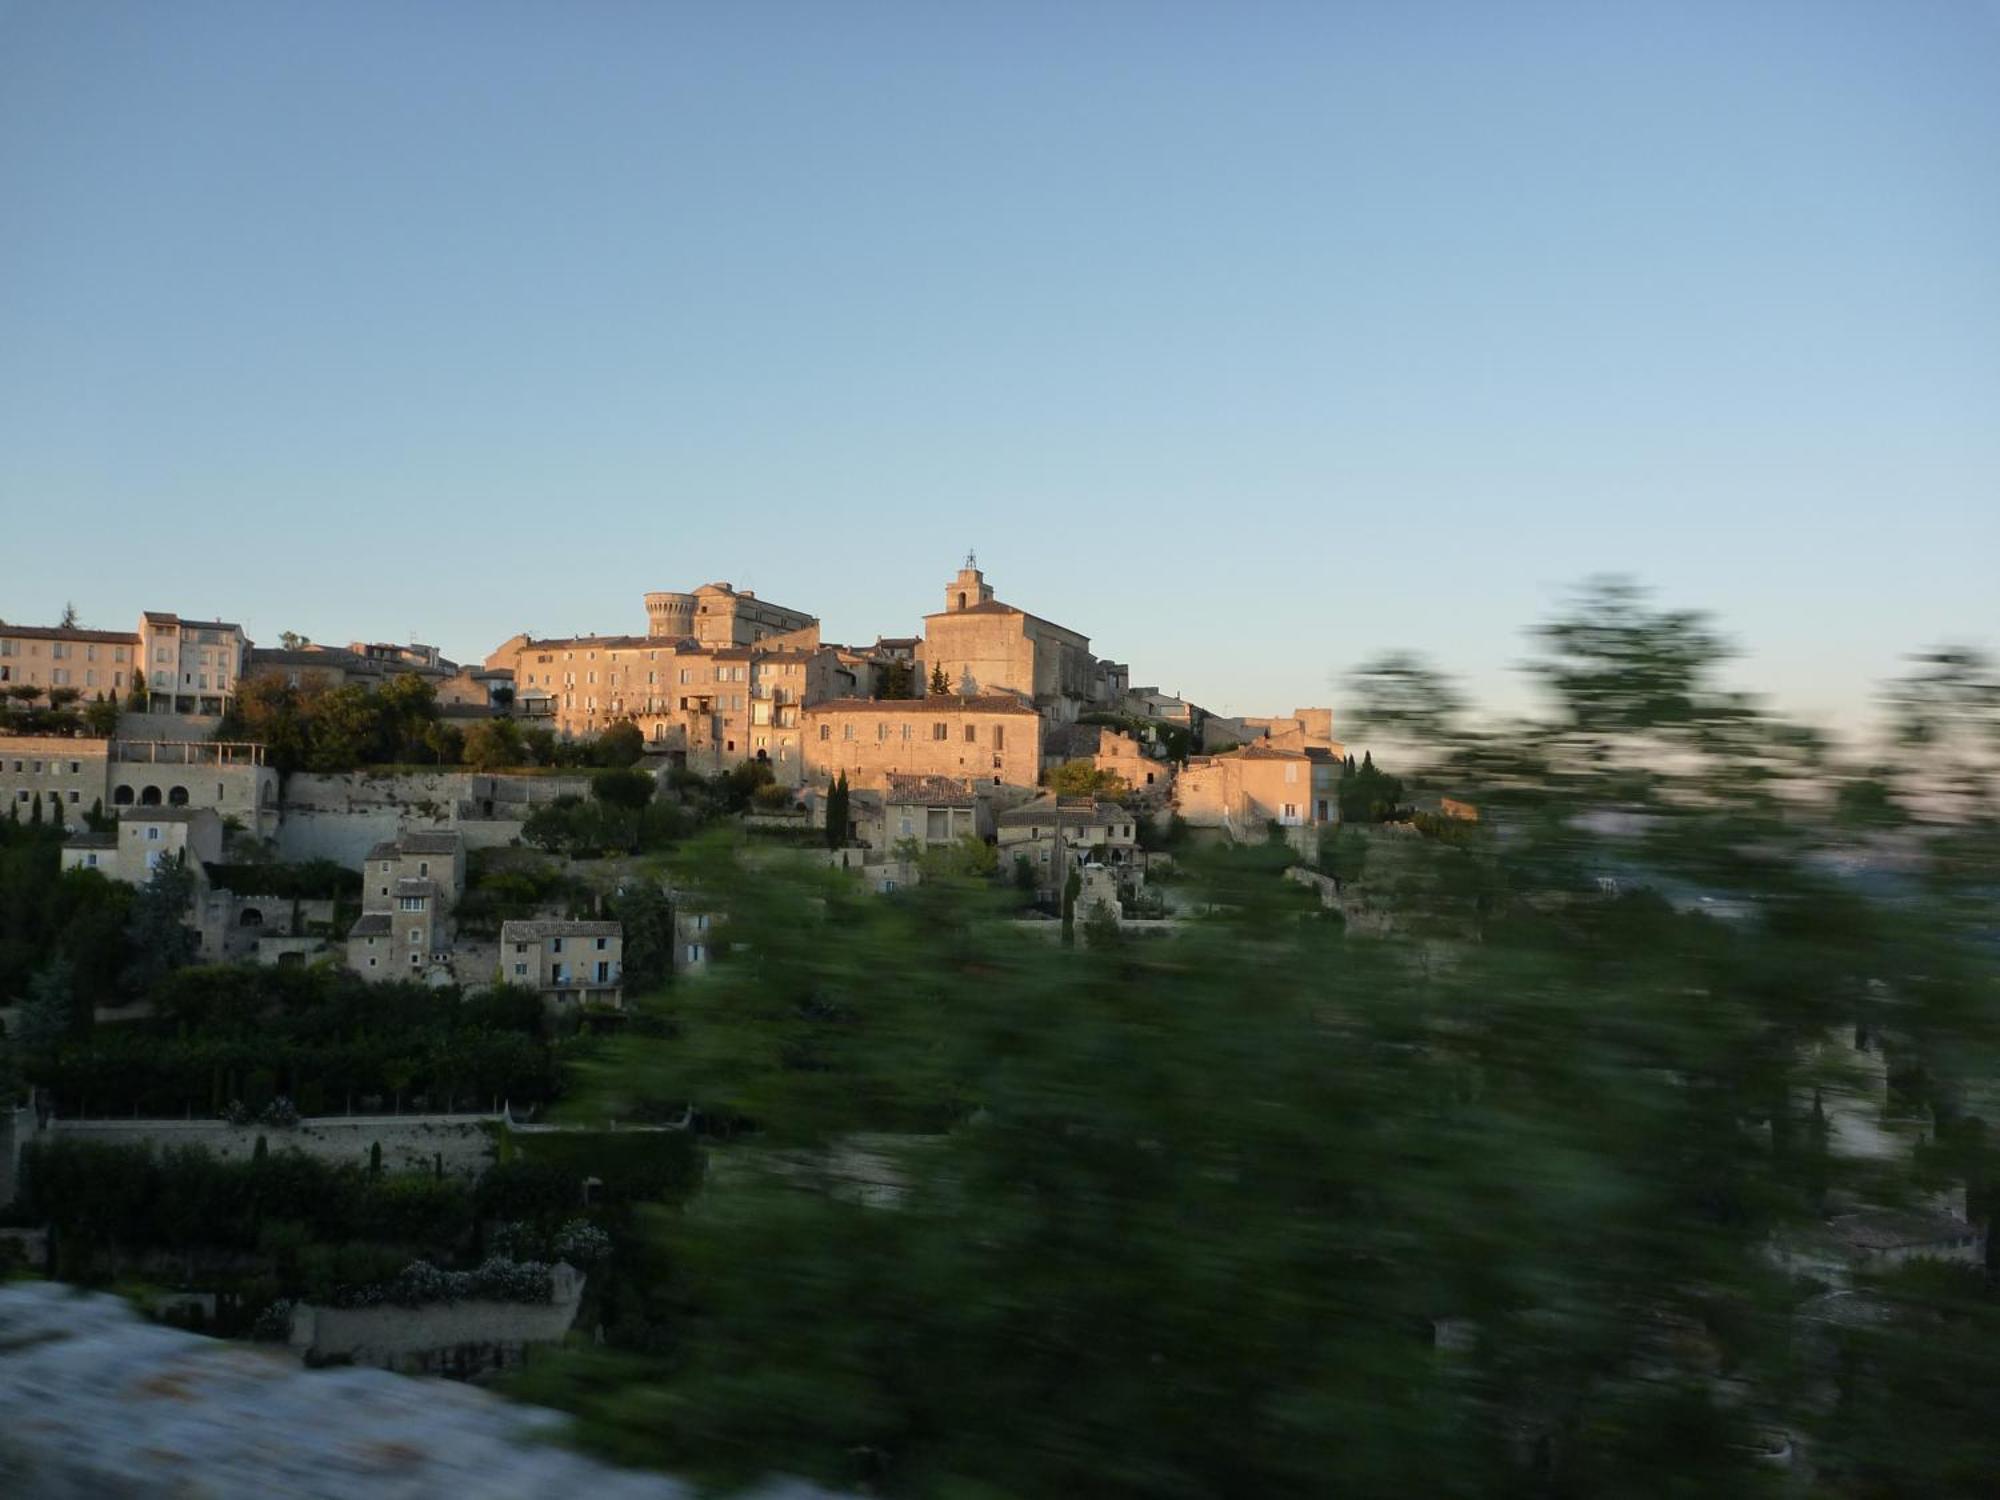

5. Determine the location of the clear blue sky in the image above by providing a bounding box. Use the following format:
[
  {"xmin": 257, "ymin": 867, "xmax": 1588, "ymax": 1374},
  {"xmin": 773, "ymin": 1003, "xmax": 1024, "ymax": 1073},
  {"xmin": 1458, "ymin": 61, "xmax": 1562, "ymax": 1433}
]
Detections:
[{"xmin": 2, "ymin": 1, "xmax": 1994, "ymax": 733}]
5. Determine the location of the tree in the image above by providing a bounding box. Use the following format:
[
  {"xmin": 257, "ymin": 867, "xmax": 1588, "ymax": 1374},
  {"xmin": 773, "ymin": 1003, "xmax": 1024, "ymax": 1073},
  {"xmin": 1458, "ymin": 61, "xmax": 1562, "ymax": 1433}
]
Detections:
[
  {"xmin": 15, "ymin": 957, "xmax": 75, "ymax": 1053},
  {"xmin": 593, "ymin": 768, "xmax": 656, "ymax": 811},
  {"xmin": 463, "ymin": 718, "xmax": 525, "ymax": 772},
  {"xmin": 1044, "ymin": 759, "xmax": 1129, "ymax": 800},
  {"xmin": 278, "ymin": 631, "xmax": 310, "ymax": 651},
  {"xmin": 59, "ymin": 601, "xmax": 78, "ymax": 629},
  {"xmin": 515, "ymin": 583, "xmax": 2000, "ymax": 1498},
  {"xmin": 595, "ymin": 721, "xmax": 646, "ymax": 768},
  {"xmin": 609, "ymin": 882, "xmax": 675, "ymax": 993},
  {"xmin": 122, "ymin": 852, "xmax": 197, "ymax": 994},
  {"xmin": 824, "ymin": 772, "xmax": 850, "ymax": 850},
  {"xmin": 928, "ymin": 663, "xmax": 951, "ymax": 696},
  {"xmin": 1060, "ymin": 865, "xmax": 1081, "ymax": 944},
  {"xmin": 82, "ymin": 698, "xmax": 119, "ymax": 737},
  {"xmin": 877, "ymin": 661, "xmax": 915, "ymax": 700}
]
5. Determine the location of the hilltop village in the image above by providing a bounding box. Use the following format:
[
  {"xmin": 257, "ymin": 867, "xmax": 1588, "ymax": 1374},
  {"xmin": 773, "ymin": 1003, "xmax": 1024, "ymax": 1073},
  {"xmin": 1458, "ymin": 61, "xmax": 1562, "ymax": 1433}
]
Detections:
[{"xmin": 0, "ymin": 560, "xmax": 1356, "ymax": 1002}]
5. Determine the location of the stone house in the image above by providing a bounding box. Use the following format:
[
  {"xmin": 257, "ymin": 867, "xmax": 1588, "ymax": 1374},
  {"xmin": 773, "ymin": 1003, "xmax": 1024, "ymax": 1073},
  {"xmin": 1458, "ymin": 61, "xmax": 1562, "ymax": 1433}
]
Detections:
[
  {"xmin": 865, "ymin": 774, "xmax": 992, "ymax": 851},
  {"xmin": 996, "ymin": 794, "xmax": 1140, "ymax": 893},
  {"xmin": 61, "ymin": 806, "xmax": 223, "ymax": 885},
  {"xmin": 345, "ymin": 830, "xmax": 466, "ymax": 980},
  {"xmin": 499, "ymin": 919, "xmax": 624, "ymax": 1007},
  {"xmin": 138, "ymin": 613, "xmax": 249, "ymax": 716},
  {"xmin": 1175, "ymin": 744, "xmax": 1343, "ymax": 839}
]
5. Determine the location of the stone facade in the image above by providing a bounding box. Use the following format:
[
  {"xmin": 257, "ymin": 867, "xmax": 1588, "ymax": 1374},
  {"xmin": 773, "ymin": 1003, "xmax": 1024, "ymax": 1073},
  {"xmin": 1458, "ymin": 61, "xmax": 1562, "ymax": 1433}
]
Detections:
[
  {"xmin": 138, "ymin": 611, "xmax": 249, "ymax": 715},
  {"xmin": 919, "ymin": 563, "xmax": 1103, "ymax": 722},
  {"xmin": 644, "ymin": 580, "xmax": 816, "ymax": 647},
  {"xmin": 1175, "ymin": 744, "xmax": 1343, "ymax": 838},
  {"xmin": 499, "ymin": 918, "xmax": 624, "ymax": 1007},
  {"xmin": 346, "ymin": 830, "xmax": 466, "ymax": 981},
  {"xmin": 996, "ymin": 794, "xmax": 1140, "ymax": 893},
  {"xmin": 61, "ymin": 807, "xmax": 224, "ymax": 886},
  {"xmin": 0, "ymin": 623, "xmax": 138, "ymax": 698},
  {"xmin": 802, "ymin": 695, "xmax": 1041, "ymax": 792}
]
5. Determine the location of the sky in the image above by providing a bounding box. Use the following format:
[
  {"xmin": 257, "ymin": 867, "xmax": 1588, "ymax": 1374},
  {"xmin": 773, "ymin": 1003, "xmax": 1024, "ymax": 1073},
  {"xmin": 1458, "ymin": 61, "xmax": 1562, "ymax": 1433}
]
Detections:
[{"xmin": 1, "ymin": 0, "xmax": 1994, "ymax": 737}]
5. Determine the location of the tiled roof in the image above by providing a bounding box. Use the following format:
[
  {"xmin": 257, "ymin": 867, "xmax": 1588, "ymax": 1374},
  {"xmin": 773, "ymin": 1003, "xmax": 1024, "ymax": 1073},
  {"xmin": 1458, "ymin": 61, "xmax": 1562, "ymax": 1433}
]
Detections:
[
  {"xmin": 63, "ymin": 832, "xmax": 117, "ymax": 849},
  {"xmin": 805, "ymin": 695, "xmax": 1037, "ymax": 716},
  {"xmin": 347, "ymin": 913, "xmax": 392, "ymax": 937},
  {"xmin": 394, "ymin": 877, "xmax": 435, "ymax": 895},
  {"xmin": 397, "ymin": 831, "xmax": 463, "ymax": 854},
  {"xmin": 117, "ymin": 808, "xmax": 214, "ymax": 824},
  {"xmin": 884, "ymin": 774, "xmax": 978, "ymax": 807},
  {"xmin": 500, "ymin": 919, "xmax": 622, "ymax": 940},
  {"xmin": 0, "ymin": 624, "xmax": 140, "ymax": 645},
  {"xmin": 924, "ymin": 599, "xmax": 1023, "ymax": 618},
  {"xmin": 997, "ymin": 795, "xmax": 1124, "ymax": 827}
]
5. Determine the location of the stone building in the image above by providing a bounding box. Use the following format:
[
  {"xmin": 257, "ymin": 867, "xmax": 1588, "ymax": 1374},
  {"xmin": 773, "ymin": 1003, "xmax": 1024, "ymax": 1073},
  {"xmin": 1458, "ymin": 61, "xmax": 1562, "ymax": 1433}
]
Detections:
[
  {"xmin": 1175, "ymin": 744, "xmax": 1344, "ymax": 839},
  {"xmin": 0, "ymin": 623, "xmax": 139, "ymax": 699},
  {"xmin": 802, "ymin": 695, "xmax": 1041, "ymax": 792},
  {"xmin": 644, "ymin": 581, "xmax": 816, "ymax": 647},
  {"xmin": 345, "ymin": 830, "xmax": 466, "ymax": 981},
  {"xmin": 1040, "ymin": 722, "xmax": 1175, "ymax": 801},
  {"xmin": 996, "ymin": 794, "xmax": 1140, "ymax": 894},
  {"xmin": 499, "ymin": 919, "xmax": 624, "ymax": 1007},
  {"xmin": 2, "ymin": 736, "xmax": 111, "ymax": 831},
  {"xmin": 919, "ymin": 561, "xmax": 1103, "ymax": 722},
  {"xmin": 3, "ymin": 736, "xmax": 276, "ymax": 836},
  {"xmin": 866, "ymin": 774, "xmax": 992, "ymax": 851},
  {"xmin": 61, "ymin": 806, "xmax": 224, "ymax": 885},
  {"xmin": 138, "ymin": 612, "xmax": 249, "ymax": 715}
]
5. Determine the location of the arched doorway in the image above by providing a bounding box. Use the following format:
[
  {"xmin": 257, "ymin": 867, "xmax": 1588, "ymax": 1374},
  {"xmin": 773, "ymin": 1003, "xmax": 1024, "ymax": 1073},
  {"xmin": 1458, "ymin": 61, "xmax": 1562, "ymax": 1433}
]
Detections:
[
  {"xmin": 113, "ymin": 786, "xmax": 135, "ymax": 806},
  {"xmin": 167, "ymin": 786, "xmax": 189, "ymax": 806},
  {"xmin": 139, "ymin": 786, "xmax": 162, "ymax": 806}
]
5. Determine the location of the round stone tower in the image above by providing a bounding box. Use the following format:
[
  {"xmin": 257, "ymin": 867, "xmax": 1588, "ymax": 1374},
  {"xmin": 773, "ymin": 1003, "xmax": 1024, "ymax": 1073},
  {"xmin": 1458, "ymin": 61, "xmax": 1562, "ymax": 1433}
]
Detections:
[{"xmin": 644, "ymin": 591, "xmax": 697, "ymax": 639}]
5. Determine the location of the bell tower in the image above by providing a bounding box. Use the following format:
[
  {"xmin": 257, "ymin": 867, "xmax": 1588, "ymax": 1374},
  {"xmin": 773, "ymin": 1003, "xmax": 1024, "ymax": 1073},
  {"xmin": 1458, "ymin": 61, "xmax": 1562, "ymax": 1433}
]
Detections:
[{"xmin": 947, "ymin": 550, "xmax": 994, "ymax": 613}]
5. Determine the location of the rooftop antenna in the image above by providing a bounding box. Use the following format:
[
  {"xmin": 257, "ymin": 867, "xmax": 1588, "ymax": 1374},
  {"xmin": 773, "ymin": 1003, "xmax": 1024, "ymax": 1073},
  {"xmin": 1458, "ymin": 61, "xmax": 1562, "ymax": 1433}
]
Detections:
[{"xmin": 964, "ymin": 547, "xmax": 978, "ymax": 570}]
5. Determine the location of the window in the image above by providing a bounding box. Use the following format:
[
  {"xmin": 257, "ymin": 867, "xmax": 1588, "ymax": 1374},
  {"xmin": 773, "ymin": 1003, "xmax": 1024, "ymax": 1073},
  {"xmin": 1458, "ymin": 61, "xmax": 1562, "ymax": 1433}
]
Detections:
[
  {"xmin": 419, "ymin": 861, "xmax": 429, "ymax": 876},
  {"xmin": 551, "ymin": 937, "xmax": 564, "ymax": 953},
  {"xmin": 842, "ymin": 723, "xmax": 854, "ymax": 740},
  {"xmin": 409, "ymin": 929, "xmax": 421, "ymax": 945},
  {"xmin": 686, "ymin": 943, "xmax": 705, "ymax": 964},
  {"xmin": 993, "ymin": 726, "xmax": 1004, "ymax": 750},
  {"xmin": 68, "ymin": 791, "xmax": 78, "ymax": 804},
  {"xmin": 1283, "ymin": 802, "xmax": 1298, "ymax": 820},
  {"xmin": 146, "ymin": 826, "xmax": 161, "ymax": 842},
  {"xmin": 964, "ymin": 724, "xmax": 976, "ymax": 743},
  {"xmin": 514, "ymin": 962, "xmax": 528, "ymax": 976},
  {"xmin": 901, "ymin": 723, "xmax": 911, "ymax": 741},
  {"xmin": 932, "ymin": 722, "xmax": 948, "ymax": 741},
  {"xmin": 819, "ymin": 724, "xmax": 831, "ymax": 741}
]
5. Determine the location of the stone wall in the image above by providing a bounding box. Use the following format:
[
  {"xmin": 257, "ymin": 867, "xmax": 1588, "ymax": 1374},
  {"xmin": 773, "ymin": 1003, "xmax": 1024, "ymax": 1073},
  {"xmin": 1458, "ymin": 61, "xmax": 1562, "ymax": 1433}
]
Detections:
[
  {"xmin": 274, "ymin": 771, "xmax": 590, "ymax": 864},
  {"xmin": 288, "ymin": 1263, "xmax": 585, "ymax": 1373},
  {"xmin": 8, "ymin": 1112, "xmax": 503, "ymax": 1198}
]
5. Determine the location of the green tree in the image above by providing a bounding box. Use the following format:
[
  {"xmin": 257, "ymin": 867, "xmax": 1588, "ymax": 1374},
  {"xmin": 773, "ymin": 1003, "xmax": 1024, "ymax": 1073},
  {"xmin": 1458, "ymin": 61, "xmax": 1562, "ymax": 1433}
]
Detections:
[
  {"xmin": 609, "ymin": 882, "xmax": 675, "ymax": 993},
  {"xmin": 824, "ymin": 772, "xmax": 850, "ymax": 850},
  {"xmin": 592, "ymin": 767, "xmax": 656, "ymax": 811},
  {"xmin": 1044, "ymin": 759, "xmax": 1129, "ymax": 800},
  {"xmin": 928, "ymin": 663, "xmax": 951, "ymax": 696},
  {"xmin": 877, "ymin": 660, "xmax": 915, "ymax": 700},
  {"xmin": 595, "ymin": 721, "xmax": 646, "ymax": 768},
  {"xmin": 121, "ymin": 852, "xmax": 197, "ymax": 994},
  {"xmin": 463, "ymin": 717, "xmax": 526, "ymax": 771},
  {"xmin": 15, "ymin": 957, "xmax": 75, "ymax": 1053},
  {"xmin": 517, "ymin": 585, "xmax": 2000, "ymax": 1498}
]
